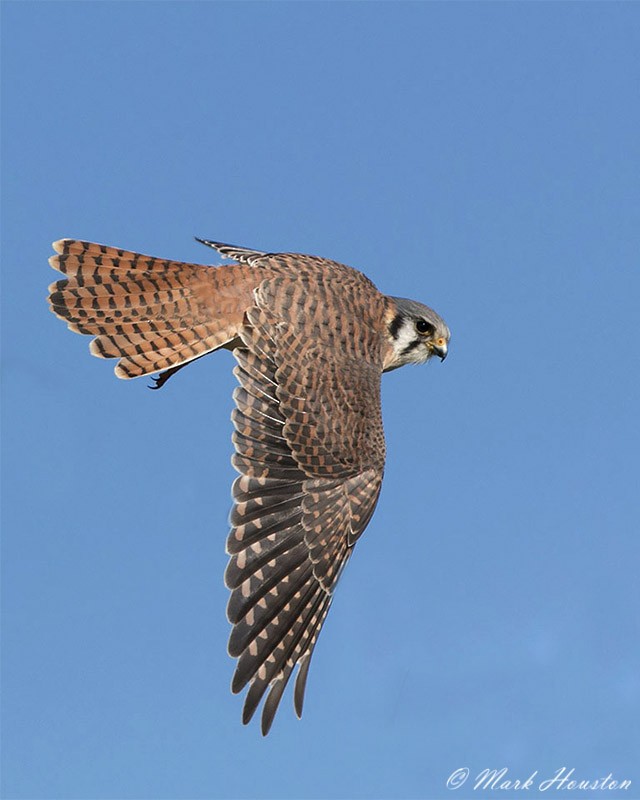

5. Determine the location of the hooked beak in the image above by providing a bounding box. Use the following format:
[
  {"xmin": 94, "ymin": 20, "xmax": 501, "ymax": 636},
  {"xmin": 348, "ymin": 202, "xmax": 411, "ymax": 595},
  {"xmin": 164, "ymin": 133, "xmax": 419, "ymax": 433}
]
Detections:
[{"xmin": 432, "ymin": 342, "xmax": 448, "ymax": 362}]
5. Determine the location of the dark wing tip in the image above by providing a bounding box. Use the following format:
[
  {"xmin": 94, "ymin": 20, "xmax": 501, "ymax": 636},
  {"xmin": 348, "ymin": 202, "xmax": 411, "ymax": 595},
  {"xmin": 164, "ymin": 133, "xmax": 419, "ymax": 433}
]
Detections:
[
  {"xmin": 294, "ymin": 654, "xmax": 312, "ymax": 718},
  {"xmin": 194, "ymin": 236, "xmax": 218, "ymax": 248},
  {"xmin": 194, "ymin": 237, "xmax": 267, "ymax": 264}
]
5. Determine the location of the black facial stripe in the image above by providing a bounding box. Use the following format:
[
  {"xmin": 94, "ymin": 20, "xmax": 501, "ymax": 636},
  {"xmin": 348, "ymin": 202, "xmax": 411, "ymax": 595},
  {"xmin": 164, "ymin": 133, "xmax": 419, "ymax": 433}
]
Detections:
[
  {"xmin": 401, "ymin": 338, "xmax": 422, "ymax": 356},
  {"xmin": 388, "ymin": 313, "xmax": 403, "ymax": 339}
]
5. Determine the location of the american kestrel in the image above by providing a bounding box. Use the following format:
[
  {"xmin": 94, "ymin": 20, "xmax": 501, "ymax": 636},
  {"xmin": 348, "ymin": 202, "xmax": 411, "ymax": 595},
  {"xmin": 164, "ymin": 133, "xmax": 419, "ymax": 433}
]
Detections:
[{"xmin": 48, "ymin": 238, "xmax": 450, "ymax": 734}]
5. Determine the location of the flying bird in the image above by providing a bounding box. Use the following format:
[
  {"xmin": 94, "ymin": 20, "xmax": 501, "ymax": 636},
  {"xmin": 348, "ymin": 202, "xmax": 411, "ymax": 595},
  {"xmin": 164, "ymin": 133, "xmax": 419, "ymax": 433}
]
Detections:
[{"xmin": 48, "ymin": 237, "xmax": 450, "ymax": 735}]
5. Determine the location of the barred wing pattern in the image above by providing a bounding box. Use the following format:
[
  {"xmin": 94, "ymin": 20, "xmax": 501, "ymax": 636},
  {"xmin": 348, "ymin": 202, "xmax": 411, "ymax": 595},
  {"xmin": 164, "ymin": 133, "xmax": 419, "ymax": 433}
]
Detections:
[{"xmin": 226, "ymin": 276, "xmax": 386, "ymax": 734}]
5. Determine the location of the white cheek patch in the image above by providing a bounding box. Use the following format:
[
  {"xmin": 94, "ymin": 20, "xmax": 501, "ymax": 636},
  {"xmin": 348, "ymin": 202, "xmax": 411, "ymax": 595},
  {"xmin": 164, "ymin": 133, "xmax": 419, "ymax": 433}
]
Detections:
[
  {"xmin": 392, "ymin": 323, "xmax": 431, "ymax": 366},
  {"xmin": 394, "ymin": 323, "xmax": 417, "ymax": 352}
]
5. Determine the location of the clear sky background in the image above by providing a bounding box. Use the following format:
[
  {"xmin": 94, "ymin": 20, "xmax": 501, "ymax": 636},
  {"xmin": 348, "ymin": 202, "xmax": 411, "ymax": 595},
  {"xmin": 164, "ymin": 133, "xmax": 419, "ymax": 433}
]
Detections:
[{"xmin": 2, "ymin": 3, "xmax": 639, "ymax": 799}]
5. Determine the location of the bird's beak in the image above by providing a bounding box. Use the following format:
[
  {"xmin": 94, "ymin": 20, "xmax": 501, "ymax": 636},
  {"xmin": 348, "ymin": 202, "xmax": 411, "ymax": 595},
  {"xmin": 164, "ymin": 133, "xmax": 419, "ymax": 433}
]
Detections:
[{"xmin": 432, "ymin": 342, "xmax": 448, "ymax": 362}]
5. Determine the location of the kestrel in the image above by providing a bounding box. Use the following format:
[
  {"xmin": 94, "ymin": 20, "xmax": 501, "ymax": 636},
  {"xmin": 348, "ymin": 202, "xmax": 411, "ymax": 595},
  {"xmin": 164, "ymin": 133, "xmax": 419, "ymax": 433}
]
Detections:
[{"xmin": 48, "ymin": 237, "xmax": 450, "ymax": 734}]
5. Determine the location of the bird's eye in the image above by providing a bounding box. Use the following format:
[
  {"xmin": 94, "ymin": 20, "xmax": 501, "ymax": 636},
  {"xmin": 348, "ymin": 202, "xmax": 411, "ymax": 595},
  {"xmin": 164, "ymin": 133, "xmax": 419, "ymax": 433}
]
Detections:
[{"xmin": 415, "ymin": 319, "xmax": 435, "ymax": 336}]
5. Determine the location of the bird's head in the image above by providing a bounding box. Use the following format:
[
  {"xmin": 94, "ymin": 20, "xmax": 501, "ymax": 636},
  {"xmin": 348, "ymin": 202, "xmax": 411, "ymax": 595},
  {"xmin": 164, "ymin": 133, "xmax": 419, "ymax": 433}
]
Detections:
[{"xmin": 383, "ymin": 297, "xmax": 450, "ymax": 372}]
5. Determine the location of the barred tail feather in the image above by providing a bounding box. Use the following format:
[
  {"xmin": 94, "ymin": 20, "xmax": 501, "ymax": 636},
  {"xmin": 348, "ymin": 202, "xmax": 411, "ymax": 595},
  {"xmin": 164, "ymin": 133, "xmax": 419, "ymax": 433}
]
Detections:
[{"xmin": 48, "ymin": 239, "xmax": 250, "ymax": 379}]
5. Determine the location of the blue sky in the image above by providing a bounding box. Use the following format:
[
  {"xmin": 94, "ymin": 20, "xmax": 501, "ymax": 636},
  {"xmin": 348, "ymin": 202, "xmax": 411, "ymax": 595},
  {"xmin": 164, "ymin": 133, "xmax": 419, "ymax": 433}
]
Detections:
[{"xmin": 2, "ymin": 2, "xmax": 639, "ymax": 798}]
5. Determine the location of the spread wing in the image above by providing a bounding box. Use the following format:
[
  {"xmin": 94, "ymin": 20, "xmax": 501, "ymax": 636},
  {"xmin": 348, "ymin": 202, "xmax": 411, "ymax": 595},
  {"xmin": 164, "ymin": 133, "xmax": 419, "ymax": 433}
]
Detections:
[{"xmin": 226, "ymin": 274, "xmax": 386, "ymax": 734}]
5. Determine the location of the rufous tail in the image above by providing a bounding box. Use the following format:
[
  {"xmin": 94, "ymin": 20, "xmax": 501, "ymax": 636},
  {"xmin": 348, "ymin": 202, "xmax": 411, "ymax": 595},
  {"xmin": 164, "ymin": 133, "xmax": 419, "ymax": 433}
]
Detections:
[{"xmin": 48, "ymin": 239, "xmax": 250, "ymax": 379}]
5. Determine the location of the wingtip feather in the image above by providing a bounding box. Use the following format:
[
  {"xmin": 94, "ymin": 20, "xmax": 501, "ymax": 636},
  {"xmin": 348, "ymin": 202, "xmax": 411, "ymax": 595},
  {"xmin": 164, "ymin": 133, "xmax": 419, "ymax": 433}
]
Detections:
[{"xmin": 294, "ymin": 656, "xmax": 311, "ymax": 718}]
